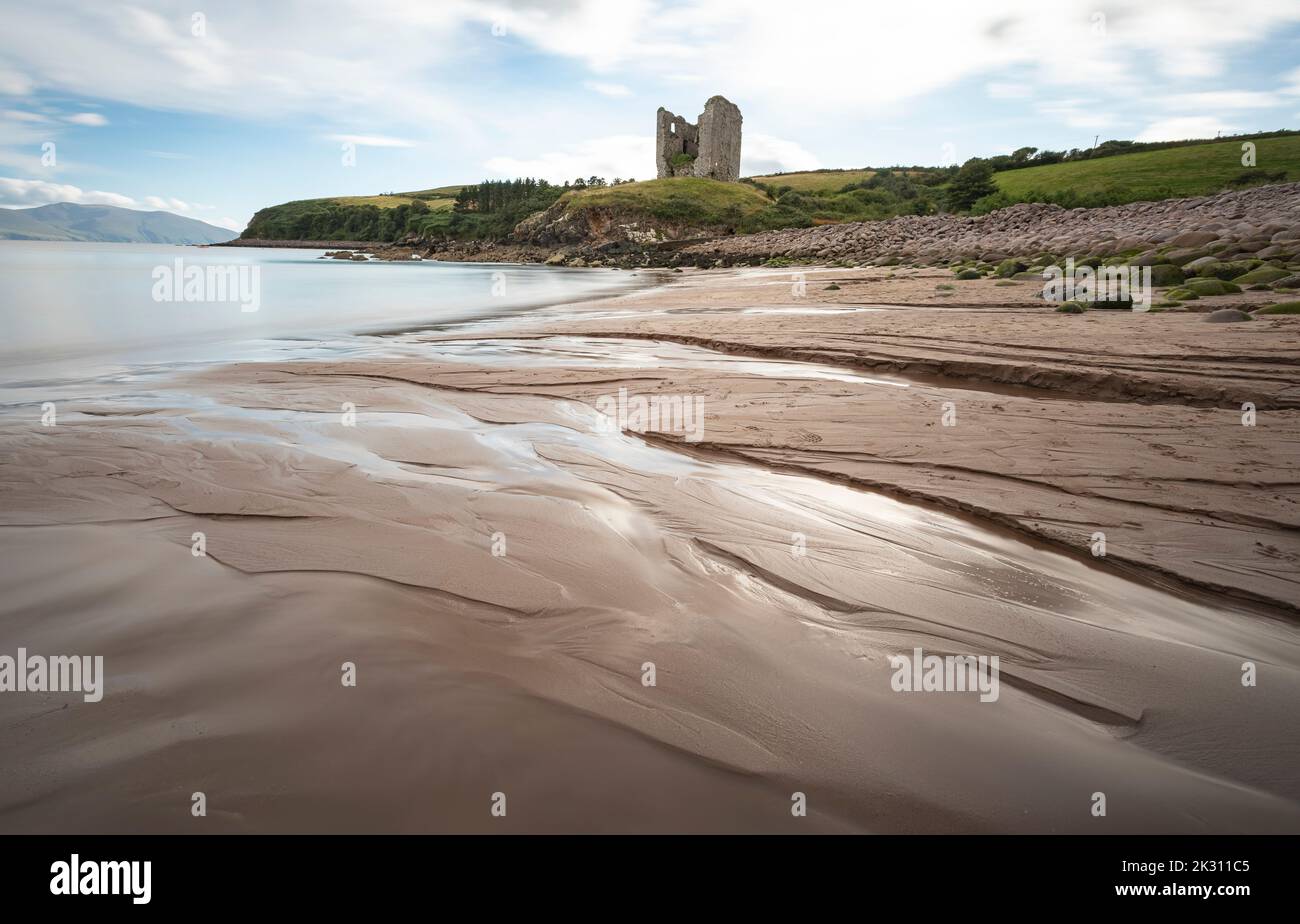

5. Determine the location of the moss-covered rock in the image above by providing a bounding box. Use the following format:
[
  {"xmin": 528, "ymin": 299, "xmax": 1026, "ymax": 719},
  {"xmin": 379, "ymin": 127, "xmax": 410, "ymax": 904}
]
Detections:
[
  {"xmin": 1232, "ymin": 265, "xmax": 1292, "ymax": 285},
  {"xmin": 955, "ymin": 269, "xmax": 982, "ymax": 280},
  {"xmin": 995, "ymin": 258, "xmax": 1027, "ymax": 277},
  {"xmin": 1196, "ymin": 259, "xmax": 1260, "ymax": 280},
  {"xmin": 1180, "ymin": 277, "xmax": 1241, "ymax": 297},
  {"xmin": 1055, "ymin": 301, "xmax": 1086, "ymax": 313},
  {"xmin": 1088, "ymin": 296, "xmax": 1135, "ymax": 310},
  {"xmin": 1165, "ymin": 287, "xmax": 1200, "ymax": 300},
  {"xmin": 1254, "ymin": 301, "xmax": 1300, "ymax": 315},
  {"xmin": 1149, "ymin": 264, "xmax": 1184, "ymax": 287}
]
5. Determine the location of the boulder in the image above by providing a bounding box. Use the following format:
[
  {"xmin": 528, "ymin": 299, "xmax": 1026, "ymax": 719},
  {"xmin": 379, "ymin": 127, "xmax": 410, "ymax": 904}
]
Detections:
[
  {"xmin": 1204, "ymin": 308, "xmax": 1253, "ymax": 322},
  {"xmin": 1169, "ymin": 230, "xmax": 1221, "ymax": 247},
  {"xmin": 1182, "ymin": 277, "xmax": 1242, "ymax": 297},
  {"xmin": 1197, "ymin": 259, "xmax": 1260, "ymax": 280},
  {"xmin": 1149, "ymin": 264, "xmax": 1185, "ymax": 286},
  {"xmin": 1233, "ymin": 265, "xmax": 1291, "ymax": 285}
]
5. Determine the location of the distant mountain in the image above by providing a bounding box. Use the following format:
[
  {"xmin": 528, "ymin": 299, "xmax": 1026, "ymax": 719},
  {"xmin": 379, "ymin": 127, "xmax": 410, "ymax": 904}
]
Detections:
[{"xmin": 0, "ymin": 203, "xmax": 239, "ymax": 244}]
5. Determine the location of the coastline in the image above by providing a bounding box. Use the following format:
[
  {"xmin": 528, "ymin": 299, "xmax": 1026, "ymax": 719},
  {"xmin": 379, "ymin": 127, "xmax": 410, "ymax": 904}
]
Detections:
[{"xmin": 2, "ymin": 262, "xmax": 1299, "ymax": 833}]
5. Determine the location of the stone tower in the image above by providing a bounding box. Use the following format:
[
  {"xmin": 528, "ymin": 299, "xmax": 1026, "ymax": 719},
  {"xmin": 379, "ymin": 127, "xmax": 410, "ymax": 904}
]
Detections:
[{"xmin": 655, "ymin": 95, "xmax": 742, "ymax": 182}]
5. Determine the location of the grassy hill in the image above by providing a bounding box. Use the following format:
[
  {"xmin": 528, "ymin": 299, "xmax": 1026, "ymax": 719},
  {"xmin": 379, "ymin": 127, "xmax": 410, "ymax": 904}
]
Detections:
[
  {"xmin": 560, "ymin": 177, "xmax": 773, "ymax": 225},
  {"xmin": 986, "ymin": 134, "xmax": 1299, "ymax": 209},
  {"xmin": 242, "ymin": 189, "xmax": 461, "ymax": 240},
  {"xmin": 240, "ymin": 132, "xmax": 1298, "ymax": 245}
]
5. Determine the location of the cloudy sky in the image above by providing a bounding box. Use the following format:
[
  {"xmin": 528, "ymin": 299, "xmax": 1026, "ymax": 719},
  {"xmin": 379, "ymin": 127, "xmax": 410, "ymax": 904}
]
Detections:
[{"xmin": 1, "ymin": 0, "xmax": 1298, "ymax": 231}]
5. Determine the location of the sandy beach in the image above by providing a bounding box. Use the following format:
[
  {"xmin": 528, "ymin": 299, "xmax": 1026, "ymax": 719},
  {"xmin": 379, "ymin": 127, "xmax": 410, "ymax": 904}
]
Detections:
[{"xmin": 2, "ymin": 263, "xmax": 1298, "ymax": 833}]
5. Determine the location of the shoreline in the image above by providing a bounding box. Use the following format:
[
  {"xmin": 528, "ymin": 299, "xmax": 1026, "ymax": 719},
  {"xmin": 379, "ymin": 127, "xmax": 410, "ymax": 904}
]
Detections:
[{"xmin": 2, "ymin": 262, "xmax": 1299, "ymax": 833}]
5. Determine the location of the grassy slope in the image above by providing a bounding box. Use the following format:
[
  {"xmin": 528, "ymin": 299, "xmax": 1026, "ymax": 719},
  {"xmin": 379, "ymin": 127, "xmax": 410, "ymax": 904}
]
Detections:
[
  {"xmin": 399, "ymin": 185, "xmax": 465, "ymax": 198},
  {"xmin": 994, "ymin": 135, "xmax": 1300, "ymax": 201},
  {"xmin": 333, "ymin": 194, "xmax": 455, "ymax": 210},
  {"xmin": 748, "ymin": 169, "xmax": 876, "ymax": 192},
  {"xmin": 561, "ymin": 177, "xmax": 773, "ymax": 224}
]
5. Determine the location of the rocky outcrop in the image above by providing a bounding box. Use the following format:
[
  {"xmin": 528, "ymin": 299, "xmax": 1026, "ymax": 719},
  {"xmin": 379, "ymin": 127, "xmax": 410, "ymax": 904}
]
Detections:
[
  {"xmin": 514, "ymin": 199, "xmax": 733, "ymax": 250},
  {"xmin": 677, "ymin": 182, "xmax": 1300, "ymax": 266}
]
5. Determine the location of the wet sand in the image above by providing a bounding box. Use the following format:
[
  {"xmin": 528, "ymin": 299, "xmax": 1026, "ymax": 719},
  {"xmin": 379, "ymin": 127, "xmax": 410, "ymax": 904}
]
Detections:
[{"xmin": 2, "ymin": 264, "xmax": 1298, "ymax": 833}]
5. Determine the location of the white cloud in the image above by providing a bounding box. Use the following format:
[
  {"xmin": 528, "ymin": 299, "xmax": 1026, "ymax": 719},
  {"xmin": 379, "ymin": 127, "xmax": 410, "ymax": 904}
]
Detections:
[
  {"xmin": 0, "ymin": 178, "xmax": 237, "ymax": 229},
  {"xmin": 484, "ymin": 129, "xmax": 818, "ymax": 182},
  {"xmin": 64, "ymin": 112, "xmax": 107, "ymax": 126},
  {"xmin": 142, "ymin": 195, "xmax": 196, "ymax": 212},
  {"xmin": 4, "ymin": 0, "xmax": 1294, "ymax": 130},
  {"xmin": 585, "ymin": 81, "xmax": 632, "ymax": 98},
  {"xmin": 0, "ymin": 1, "xmax": 477, "ymax": 135},
  {"xmin": 0, "ymin": 66, "xmax": 32, "ymax": 95},
  {"xmin": 485, "ymin": 134, "xmax": 653, "ymax": 183},
  {"xmin": 987, "ymin": 82, "xmax": 1032, "ymax": 100},
  {"xmin": 1037, "ymin": 99, "xmax": 1119, "ymax": 131},
  {"xmin": 1136, "ymin": 116, "xmax": 1236, "ymax": 142},
  {"xmin": 741, "ymin": 134, "xmax": 821, "ymax": 176},
  {"xmin": 3, "ymin": 109, "xmax": 51, "ymax": 123},
  {"xmin": 468, "ymin": 0, "xmax": 1300, "ymax": 113},
  {"xmin": 1161, "ymin": 91, "xmax": 1283, "ymax": 110},
  {"xmin": 0, "ymin": 176, "xmax": 136, "ymax": 208},
  {"xmin": 326, "ymin": 133, "xmax": 418, "ymax": 148}
]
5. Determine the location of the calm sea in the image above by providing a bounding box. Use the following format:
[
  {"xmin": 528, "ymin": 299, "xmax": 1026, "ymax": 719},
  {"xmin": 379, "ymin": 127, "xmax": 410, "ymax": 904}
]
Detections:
[{"xmin": 0, "ymin": 242, "xmax": 641, "ymax": 384}]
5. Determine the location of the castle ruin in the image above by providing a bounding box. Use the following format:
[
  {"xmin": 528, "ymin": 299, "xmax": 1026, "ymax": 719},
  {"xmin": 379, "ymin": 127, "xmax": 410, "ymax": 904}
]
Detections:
[{"xmin": 655, "ymin": 95, "xmax": 742, "ymax": 182}]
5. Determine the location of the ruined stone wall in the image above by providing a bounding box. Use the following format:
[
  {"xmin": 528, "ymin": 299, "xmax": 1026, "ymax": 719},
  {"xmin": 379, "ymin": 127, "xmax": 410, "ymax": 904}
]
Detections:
[
  {"xmin": 655, "ymin": 108, "xmax": 699, "ymax": 179},
  {"xmin": 692, "ymin": 95, "xmax": 742, "ymax": 182},
  {"xmin": 655, "ymin": 96, "xmax": 741, "ymax": 181}
]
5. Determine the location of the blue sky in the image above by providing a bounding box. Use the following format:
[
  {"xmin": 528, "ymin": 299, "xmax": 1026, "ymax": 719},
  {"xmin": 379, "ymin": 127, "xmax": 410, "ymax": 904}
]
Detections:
[{"xmin": 2, "ymin": 0, "xmax": 1299, "ymax": 232}]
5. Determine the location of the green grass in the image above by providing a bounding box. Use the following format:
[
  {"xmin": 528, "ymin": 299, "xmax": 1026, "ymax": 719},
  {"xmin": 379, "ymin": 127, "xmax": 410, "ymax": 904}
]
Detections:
[
  {"xmin": 561, "ymin": 177, "xmax": 774, "ymax": 227},
  {"xmin": 398, "ymin": 185, "xmax": 465, "ymax": 198},
  {"xmin": 332, "ymin": 195, "xmax": 416, "ymax": 209},
  {"xmin": 992, "ymin": 135, "xmax": 1300, "ymax": 204},
  {"xmin": 334, "ymin": 194, "xmax": 456, "ymax": 210},
  {"xmin": 747, "ymin": 169, "xmax": 878, "ymax": 192}
]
